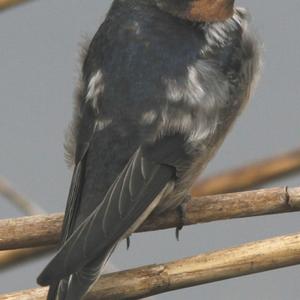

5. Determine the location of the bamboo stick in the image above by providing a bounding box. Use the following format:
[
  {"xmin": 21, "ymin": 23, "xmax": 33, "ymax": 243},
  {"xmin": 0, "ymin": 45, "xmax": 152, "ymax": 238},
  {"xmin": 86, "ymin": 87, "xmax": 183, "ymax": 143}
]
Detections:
[
  {"xmin": 1, "ymin": 187, "xmax": 300, "ymax": 251},
  {"xmin": 192, "ymin": 149, "xmax": 300, "ymax": 196},
  {"xmin": 2, "ymin": 232, "xmax": 300, "ymax": 299},
  {"xmin": 0, "ymin": 247, "xmax": 54, "ymax": 270}
]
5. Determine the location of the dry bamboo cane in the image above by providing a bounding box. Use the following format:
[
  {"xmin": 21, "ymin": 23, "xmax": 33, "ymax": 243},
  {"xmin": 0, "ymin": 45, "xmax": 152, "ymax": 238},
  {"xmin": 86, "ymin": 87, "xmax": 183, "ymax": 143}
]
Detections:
[
  {"xmin": 0, "ymin": 247, "xmax": 55, "ymax": 270},
  {"xmin": 192, "ymin": 148, "xmax": 300, "ymax": 196},
  {"xmin": 0, "ymin": 0, "xmax": 32, "ymax": 10},
  {"xmin": 0, "ymin": 178, "xmax": 50, "ymax": 268},
  {"xmin": 1, "ymin": 187, "xmax": 300, "ymax": 251},
  {"xmin": 1, "ymin": 232, "xmax": 300, "ymax": 300}
]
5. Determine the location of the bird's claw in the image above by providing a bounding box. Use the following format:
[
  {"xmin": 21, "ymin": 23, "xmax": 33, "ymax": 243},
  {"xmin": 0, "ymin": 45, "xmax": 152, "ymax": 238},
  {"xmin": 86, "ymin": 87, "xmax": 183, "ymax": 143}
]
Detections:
[
  {"xmin": 126, "ymin": 236, "xmax": 131, "ymax": 250},
  {"xmin": 175, "ymin": 194, "xmax": 191, "ymax": 241}
]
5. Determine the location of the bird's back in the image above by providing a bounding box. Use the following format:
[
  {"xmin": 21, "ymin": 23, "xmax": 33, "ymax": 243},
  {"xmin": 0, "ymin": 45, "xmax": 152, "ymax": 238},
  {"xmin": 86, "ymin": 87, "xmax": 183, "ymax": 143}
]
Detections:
[{"xmin": 72, "ymin": 0, "xmax": 211, "ymax": 222}]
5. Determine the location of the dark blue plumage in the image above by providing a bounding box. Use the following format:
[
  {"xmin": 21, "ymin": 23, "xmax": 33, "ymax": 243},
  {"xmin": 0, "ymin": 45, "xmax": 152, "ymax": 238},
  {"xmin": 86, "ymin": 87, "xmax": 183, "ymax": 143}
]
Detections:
[{"xmin": 38, "ymin": 1, "xmax": 261, "ymax": 299}]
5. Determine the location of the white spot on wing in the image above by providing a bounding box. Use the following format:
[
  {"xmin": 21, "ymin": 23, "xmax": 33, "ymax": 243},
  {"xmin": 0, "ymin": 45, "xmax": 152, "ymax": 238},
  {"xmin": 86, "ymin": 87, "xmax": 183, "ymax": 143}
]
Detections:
[
  {"xmin": 188, "ymin": 122, "xmax": 216, "ymax": 144},
  {"xmin": 96, "ymin": 119, "xmax": 112, "ymax": 131},
  {"xmin": 165, "ymin": 79, "xmax": 183, "ymax": 102},
  {"xmin": 161, "ymin": 63, "xmax": 222, "ymax": 145},
  {"xmin": 140, "ymin": 110, "xmax": 157, "ymax": 125},
  {"xmin": 133, "ymin": 21, "xmax": 141, "ymax": 35},
  {"xmin": 86, "ymin": 70, "xmax": 104, "ymax": 111},
  {"xmin": 186, "ymin": 66, "xmax": 205, "ymax": 105},
  {"xmin": 164, "ymin": 66, "xmax": 205, "ymax": 106}
]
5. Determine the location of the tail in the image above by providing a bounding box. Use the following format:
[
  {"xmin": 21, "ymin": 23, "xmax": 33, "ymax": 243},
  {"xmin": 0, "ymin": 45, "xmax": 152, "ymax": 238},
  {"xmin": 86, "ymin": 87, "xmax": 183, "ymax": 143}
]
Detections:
[
  {"xmin": 47, "ymin": 282, "xmax": 60, "ymax": 300},
  {"xmin": 46, "ymin": 249, "xmax": 112, "ymax": 300}
]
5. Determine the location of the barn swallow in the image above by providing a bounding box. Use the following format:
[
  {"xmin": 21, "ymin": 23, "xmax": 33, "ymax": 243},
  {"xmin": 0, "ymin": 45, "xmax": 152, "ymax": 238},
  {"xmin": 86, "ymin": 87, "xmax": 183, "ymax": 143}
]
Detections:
[{"xmin": 37, "ymin": 0, "xmax": 261, "ymax": 299}]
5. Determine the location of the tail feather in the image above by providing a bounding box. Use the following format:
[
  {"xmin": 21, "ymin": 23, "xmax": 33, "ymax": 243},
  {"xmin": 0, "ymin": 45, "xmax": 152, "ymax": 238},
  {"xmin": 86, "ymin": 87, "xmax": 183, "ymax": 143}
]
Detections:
[{"xmin": 47, "ymin": 282, "xmax": 60, "ymax": 300}]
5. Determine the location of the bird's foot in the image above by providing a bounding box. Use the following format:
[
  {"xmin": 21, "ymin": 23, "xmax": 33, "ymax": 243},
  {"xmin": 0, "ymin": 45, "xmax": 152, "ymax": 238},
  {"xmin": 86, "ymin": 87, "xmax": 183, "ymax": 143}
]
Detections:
[
  {"xmin": 175, "ymin": 194, "xmax": 191, "ymax": 241},
  {"xmin": 126, "ymin": 236, "xmax": 131, "ymax": 250}
]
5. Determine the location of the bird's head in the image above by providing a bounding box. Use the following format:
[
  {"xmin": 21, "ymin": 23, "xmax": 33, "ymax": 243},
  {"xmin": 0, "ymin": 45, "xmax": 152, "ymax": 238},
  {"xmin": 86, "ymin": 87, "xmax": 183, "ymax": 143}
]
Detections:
[{"xmin": 155, "ymin": 0, "xmax": 235, "ymax": 22}]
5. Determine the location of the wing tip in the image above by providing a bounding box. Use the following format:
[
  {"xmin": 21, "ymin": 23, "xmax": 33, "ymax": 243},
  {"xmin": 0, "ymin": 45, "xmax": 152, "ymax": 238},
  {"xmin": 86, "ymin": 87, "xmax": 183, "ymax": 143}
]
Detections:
[
  {"xmin": 37, "ymin": 272, "xmax": 50, "ymax": 286},
  {"xmin": 37, "ymin": 263, "xmax": 57, "ymax": 286}
]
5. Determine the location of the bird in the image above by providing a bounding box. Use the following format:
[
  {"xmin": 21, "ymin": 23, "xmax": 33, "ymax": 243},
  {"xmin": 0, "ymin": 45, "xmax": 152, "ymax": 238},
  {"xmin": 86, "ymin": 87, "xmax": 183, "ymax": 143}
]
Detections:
[{"xmin": 37, "ymin": 0, "xmax": 261, "ymax": 299}]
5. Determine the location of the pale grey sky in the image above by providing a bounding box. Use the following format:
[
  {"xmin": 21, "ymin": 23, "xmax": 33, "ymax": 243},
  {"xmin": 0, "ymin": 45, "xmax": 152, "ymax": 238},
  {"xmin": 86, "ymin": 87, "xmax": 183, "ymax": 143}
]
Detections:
[{"xmin": 1, "ymin": 1, "xmax": 300, "ymax": 299}]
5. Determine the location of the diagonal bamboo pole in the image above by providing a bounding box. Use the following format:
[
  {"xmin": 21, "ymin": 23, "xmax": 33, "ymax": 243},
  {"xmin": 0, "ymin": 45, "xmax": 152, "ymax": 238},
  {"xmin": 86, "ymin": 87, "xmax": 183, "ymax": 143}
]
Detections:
[
  {"xmin": 192, "ymin": 148, "xmax": 300, "ymax": 196},
  {"xmin": 0, "ymin": 177, "xmax": 49, "ymax": 269},
  {"xmin": 2, "ymin": 232, "xmax": 300, "ymax": 300},
  {"xmin": 1, "ymin": 187, "xmax": 300, "ymax": 251},
  {"xmin": 0, "ymin": 177, "xmax": 44, "ymax": 216},
  {"xmin": 0, "ymin": 247, "xmax": 55, "ymax": 270},
  {"xmin": 0, "ymin": 0, "xmax": 32, "ymax": 11}
]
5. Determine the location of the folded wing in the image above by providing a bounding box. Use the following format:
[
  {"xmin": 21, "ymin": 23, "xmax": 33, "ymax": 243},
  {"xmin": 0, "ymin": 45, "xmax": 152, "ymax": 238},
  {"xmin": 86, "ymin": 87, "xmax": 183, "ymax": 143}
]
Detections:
[{"xmin": 38, "ymin": 146, "xmax": 175, "ymax": 286}]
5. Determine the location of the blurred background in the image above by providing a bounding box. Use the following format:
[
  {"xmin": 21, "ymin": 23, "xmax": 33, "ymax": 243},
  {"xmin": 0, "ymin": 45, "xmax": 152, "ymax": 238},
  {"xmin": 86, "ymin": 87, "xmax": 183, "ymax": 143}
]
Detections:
[{"xmin": 0, "ymin": 0, "xmax": 299, "ymax": 299}]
